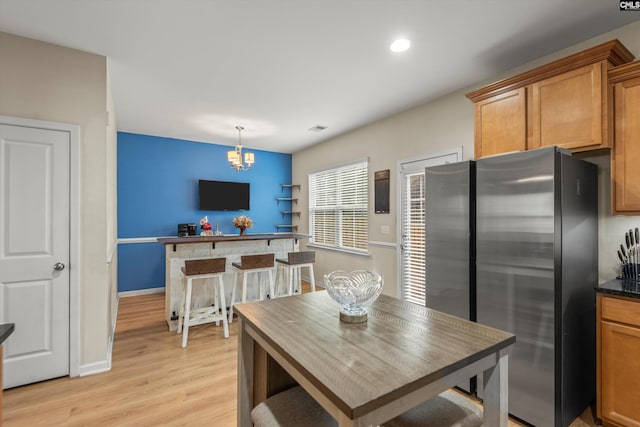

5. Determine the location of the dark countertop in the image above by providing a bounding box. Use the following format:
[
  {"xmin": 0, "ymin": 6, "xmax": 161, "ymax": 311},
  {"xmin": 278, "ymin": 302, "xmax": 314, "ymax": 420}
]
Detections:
[
  {"xmin": 597, "ymin": 278, "xmax": 640, "ymax": 300},
  {"xmin": 157, "ymin": 233, "xmax": 308, "ymax": 245},
  {"xmin": 0, "ymin": 323, "xmax": 15, "ymax": 345}
]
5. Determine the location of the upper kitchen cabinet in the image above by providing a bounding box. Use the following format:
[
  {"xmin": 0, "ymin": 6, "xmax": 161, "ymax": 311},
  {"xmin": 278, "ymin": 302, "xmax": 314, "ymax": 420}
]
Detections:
[
  {"xmin": 610, "ymin": 61, "xmax": 640, "ymax": 215},
  {"xmin": 472, "ymin": 88, "xmax": 526, "ymax": 158},
  {"xmin": 466, "ymin": 39, "xmax": 634, "ymax": 159},
  {"xmin": 529, "ymin": 63, "xmax": 604, "ymax": 151}
]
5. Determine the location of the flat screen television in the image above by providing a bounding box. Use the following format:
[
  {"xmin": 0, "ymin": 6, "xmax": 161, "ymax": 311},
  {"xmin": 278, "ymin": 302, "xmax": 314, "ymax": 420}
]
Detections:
[{"xmin": 198, "ymin": 180, "xmax": 250, "ymax": 211}]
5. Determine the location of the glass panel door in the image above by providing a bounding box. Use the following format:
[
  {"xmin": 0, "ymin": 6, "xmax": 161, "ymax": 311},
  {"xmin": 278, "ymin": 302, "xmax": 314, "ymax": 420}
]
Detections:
[
  {"xmin": 399, "ymin": 150, "xmax": 460, "ymax": 305},
  {"xmin": 400, "ymin": 170, "xmax": 426, "ymax": 304}
]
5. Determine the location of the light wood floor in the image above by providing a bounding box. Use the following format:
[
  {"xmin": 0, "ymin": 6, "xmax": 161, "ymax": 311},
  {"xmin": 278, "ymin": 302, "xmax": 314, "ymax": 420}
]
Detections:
[{"xmin": 4, "ymin": 289, "xmax": 598, "ymax": 426}]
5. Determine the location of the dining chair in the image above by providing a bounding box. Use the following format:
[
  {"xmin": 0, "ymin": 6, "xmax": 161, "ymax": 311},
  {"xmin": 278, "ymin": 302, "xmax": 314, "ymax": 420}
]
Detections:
[
  {"xmin": 382, "ymin": 389, "xmax": 482, "ymax": 427},
  {"xmin": 274, "ymin": 251, "xmax": 316, "ymax": 297},
  {"xmin": 250, "ymin": 385, "xmax": 482, "ymax": 427},
  {"xmin": 228, "ymin": 253, "xmax": 275, "ymax": 323},
  {"xmin": 177, "ymin": 257, "xmax": 229, "ymax": 347},
  {"xmin": 251, "ymin": 386, "xmax": 336, "ymax": 427}
]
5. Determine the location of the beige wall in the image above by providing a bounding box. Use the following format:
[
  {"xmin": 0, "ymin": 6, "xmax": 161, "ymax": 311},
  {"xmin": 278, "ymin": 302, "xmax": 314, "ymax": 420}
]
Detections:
[
  {"xmin": 293, "ymin": 89, "xmax": 475, "ymax": 298},
  {"xmin": 293, "ymin": 20, "xmax": 640, "ymax": 296},
  {"xmin": 107, "ymin": 64, "xmax": 119, "ymax": 346},
  {"xmin": 0, "ymin": 32, "xmax": 113, "ymax": 367}
]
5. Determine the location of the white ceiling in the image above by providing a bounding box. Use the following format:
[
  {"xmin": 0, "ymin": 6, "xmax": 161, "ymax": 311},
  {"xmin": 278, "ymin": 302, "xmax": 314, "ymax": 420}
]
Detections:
[{"xmin": 1, "ymin": 1, "xmax": 638, "ymax": 154}]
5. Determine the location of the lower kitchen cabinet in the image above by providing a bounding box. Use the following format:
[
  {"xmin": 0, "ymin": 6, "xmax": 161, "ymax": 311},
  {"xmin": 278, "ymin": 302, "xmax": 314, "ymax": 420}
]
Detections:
[
  {"xmin": 0, "ymin": 324, "xmax": 15, "ymax": 427},
  {"xmin": 597, "ymin": 293, "xmax": 640, "ymax": 427},
  {"xmin": 1, "ymin": 346, "xmax": 3, "ymax": 426}
]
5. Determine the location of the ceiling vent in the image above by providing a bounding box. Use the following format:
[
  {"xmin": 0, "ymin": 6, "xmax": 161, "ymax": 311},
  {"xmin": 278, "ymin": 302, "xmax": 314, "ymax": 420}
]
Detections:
[{"xmin": 308, "ymin": 125, "xmax": 328, "ymax": 132}]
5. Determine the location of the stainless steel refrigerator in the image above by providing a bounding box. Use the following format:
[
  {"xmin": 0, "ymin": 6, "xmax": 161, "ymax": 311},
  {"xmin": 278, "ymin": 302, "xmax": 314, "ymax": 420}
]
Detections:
[
  {"xmin": 425, "ymin": 160, "xmax": 476, "ymax": 394},
  {"xmin": 425, "ymin": 147, "xmax": 597, "ymax": 427},
  {"xmin": 476, "ymin": 147, "xmax": 597, "ymax": 427}
]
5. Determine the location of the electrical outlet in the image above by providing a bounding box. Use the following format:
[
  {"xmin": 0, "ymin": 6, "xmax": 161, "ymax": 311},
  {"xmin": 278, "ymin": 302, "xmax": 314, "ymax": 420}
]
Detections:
[{"xmin": 380, "ymin": 225, "xmax": 390, "ymax": 235}]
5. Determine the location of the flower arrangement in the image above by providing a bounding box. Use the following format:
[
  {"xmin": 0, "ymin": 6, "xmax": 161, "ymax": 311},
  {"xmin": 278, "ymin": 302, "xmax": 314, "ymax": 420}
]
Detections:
[
  {"xmin": 199, "ymin": 216, "xmax": 213, "ymax": 236},
  {"xmin": 233, "ymin": 215, "xmax": 253, "ymax": 235}
]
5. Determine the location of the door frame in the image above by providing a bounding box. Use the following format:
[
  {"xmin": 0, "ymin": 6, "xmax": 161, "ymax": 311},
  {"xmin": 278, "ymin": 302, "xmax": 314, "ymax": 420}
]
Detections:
[
  {"xmin": 0, "ymin": 115, "xmax": 80, "ymax": 377},
  {"xmin": 395, "ymin": 147, "xmax": 462, "ymax": 299}
]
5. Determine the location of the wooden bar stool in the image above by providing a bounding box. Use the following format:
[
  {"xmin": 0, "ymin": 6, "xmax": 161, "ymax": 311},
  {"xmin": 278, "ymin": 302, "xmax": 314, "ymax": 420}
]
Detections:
[
  {"xmin": 177, "ymin": 258, "xmax": 229, "ymax": 348},
  {"xmin": 274, "ymin": 251, "xmax": 316, "ymax": 297},
  {"xmin": 228, "ymin": 253, "xmax": 275, "ymax": 323}
]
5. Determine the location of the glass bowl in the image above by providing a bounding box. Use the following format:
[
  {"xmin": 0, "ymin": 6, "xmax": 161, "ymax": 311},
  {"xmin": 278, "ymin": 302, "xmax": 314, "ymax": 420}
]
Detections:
[{"xmin": 324, "ymin": 270, "xmax": 383, "ymax": 323}]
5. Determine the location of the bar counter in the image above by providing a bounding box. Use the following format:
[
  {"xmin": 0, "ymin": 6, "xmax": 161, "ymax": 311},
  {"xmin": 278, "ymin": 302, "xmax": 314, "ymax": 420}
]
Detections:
[
  {"xmin": 157, "ymin": 232, "xmax": 306, "ymax": 247},
  {"xmin": 158, "ymin": 233, "xmax": 307, "ymax": 329}
]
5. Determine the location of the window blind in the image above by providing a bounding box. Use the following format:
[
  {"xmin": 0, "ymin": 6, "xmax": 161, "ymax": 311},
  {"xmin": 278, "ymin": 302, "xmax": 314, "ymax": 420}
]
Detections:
[
  {"xmin": 309, "ymin": 161, "xmax": 368, "ymax": 253},
  {"xmin": 401, "ymin": 171, "xmax": 426, "ymax": 305}
]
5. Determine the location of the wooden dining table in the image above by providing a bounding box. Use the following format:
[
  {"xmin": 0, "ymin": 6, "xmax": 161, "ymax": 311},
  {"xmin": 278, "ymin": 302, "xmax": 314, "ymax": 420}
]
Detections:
[{"xmin": 235, "ymin": 291, "xmax": 515, "ymax": 427}]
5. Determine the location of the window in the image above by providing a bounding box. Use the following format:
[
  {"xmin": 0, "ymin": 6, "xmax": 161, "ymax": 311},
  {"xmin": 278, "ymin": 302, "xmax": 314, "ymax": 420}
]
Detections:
[{"xmin": 309, "ymin": 160, "xmax": 368, "ymax": 253}]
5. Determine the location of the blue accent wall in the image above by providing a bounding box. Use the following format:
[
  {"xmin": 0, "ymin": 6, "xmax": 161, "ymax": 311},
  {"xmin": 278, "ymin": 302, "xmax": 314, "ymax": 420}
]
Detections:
[{"xmin": 117, "ymin": 132, "xmax": 292, "ymax": 292}]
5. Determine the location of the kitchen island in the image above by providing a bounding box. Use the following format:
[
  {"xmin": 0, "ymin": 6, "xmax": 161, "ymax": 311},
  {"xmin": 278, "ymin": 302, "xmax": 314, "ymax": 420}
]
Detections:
[
  {"xmin": 596, "ymin": 279, "xmax": 640, "ymax": 426},
  {"xmin": 157, "ymin": 233, "xmax": 307, "ymax": 330}
]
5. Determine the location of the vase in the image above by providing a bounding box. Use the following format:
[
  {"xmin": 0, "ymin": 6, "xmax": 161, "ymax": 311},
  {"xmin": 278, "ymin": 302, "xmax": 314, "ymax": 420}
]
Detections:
[{"xmin": 239, "ymin": 227, "xmax": 246, "ymax": 235}]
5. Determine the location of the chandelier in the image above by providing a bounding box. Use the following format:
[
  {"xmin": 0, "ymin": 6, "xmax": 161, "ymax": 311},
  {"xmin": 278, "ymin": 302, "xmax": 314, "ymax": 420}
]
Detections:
[{"xmin": 227, "ymin": 126, "xmax": 255, "ymax": 171}]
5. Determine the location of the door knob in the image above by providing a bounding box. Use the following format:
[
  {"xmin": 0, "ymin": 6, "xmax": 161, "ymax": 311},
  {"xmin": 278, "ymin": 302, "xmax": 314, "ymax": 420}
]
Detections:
[{"xmin": 53, "ymin": 262, "xmax": 65, "ymax": 271}]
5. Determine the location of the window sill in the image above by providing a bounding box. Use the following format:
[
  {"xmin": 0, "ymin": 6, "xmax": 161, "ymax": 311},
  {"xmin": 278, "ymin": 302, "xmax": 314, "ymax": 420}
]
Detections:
[{"xmin": 307, "ymin": 243, "xmax": 370, "ymax": 257}]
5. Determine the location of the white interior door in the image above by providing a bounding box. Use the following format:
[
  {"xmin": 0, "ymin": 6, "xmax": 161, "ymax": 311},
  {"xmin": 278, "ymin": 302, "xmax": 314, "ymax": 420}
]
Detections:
[
  {"xmin": 0, "ymin": 123, "xmax": 70, "ymax": 389},
  {"xmin": 398, "ymin": 149, "xmax": 461, "ymax": 305}
]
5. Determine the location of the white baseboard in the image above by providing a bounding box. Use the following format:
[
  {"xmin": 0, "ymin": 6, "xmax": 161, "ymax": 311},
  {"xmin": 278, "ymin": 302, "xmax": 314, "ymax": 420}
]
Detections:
[
  {"xmin": 78, "ymin": 294, "xmax": 119, "ymax": 378},
  {"xmin": 107, "ymin": 294, "xmax": 118, "ymax": 371},
  {"xmin": 78, "ymin": 288, "xmax": 163, "ymax": 377},
  {"xmin": 118, "ymin": 287, "xmax": 165, "ymax": 298},
  {"xmin": 302, "ymin": 275, "xmax": 324, "ymax": 289},
  {"xmin": 78, "ymin": 359, "xmax": 111, "ymax": 377}
]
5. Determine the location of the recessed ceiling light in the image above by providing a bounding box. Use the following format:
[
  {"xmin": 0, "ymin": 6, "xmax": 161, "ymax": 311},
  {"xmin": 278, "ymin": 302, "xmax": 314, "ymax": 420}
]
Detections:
[{"xmin": 390, "ymin": 38, "xmax": 411, "ymax": 53}]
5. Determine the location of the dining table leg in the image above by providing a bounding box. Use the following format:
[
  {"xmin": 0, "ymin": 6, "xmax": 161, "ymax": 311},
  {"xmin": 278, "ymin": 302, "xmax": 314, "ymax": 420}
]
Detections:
[
  {"xmin": 237, "ymin": 318, "xmax": 256, "ymax": 427},
  {"xmin": 482, "ymin": 348, "xmax": 509, "ymax": 427},
  {"xmin": 336, "ymin": 412, "xmax": 356, "ymax": 427}
]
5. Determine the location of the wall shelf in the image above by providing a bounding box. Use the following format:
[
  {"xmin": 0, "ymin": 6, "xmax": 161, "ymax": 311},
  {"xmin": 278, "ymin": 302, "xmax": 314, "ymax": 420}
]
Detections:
[
  {"xmin": 281, "ymin": 184, "xmax": 301, "ymax": 191},
  {"xmin": 276, "ymin": 224, "xmax": 298, "ymax": 230},
  {"xmin": 275, "ymin": 197, "xmax": 298, "ymax": 205},
  {"xmin": 276, "ymin": 184, "xmax": 300, "ymax": 231},
  {"xmin": 281, "ymin": 211, "xmax": 301, "ymax": 219}
]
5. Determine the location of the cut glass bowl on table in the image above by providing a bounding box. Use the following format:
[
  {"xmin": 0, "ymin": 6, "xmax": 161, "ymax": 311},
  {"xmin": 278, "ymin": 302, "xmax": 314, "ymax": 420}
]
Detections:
[{"xmin": 324, "ymin": 270, "xmax": 383, "ymax": 323}]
